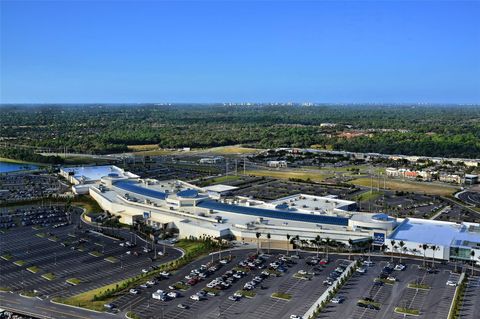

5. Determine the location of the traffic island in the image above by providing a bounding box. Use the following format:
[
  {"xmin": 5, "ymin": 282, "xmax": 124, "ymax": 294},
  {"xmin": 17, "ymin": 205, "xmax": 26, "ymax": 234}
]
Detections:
[
  {"xmin": 271, "ymin": 292, "xmax": 292, "ymax": 300},
  {"xmin": 27, "ymin": 266, "xmax": 40, "ymax": 273},
  {"xmin": 394, "ymin": 307, "xmax": 420, "ymax": 316},
  {"xmin": 13, "ymin": 260, "xmax": 26, "ymax": 266},
  {"xmin": 66, "ymin": 278, "xmax": 82, "ymax": 285},
  {"xmin": 42, "ymin": 273, "xmax": 56, "ymax": 281}
]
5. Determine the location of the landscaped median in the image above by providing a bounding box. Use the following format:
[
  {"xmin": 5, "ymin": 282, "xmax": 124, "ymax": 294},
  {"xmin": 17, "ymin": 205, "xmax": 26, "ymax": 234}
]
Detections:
[
  {"xmin": 89, "ymin": 251, "xmax": 103, "ymax": 257},
  {"xmin": 271, "ymin": 292, "xmax": 292, "ymax": 300},
  {"xmin": 35, "ymin": 232, "xmax": 47, "ymax": 238},
  {"xmin": 66, "ymin": 278, "xmax": 82, "ymax": 285},
  {"xmin": 448, "ymin": 273, "xmax": 467, "ymax": 319},
  {"xmin": 27, "ymin": 266, "xmax": 40, "ymax": 274},
  {"xmin": 42, "ymin": 273, "xmax": 55, "ymax": 281},
  {"xmin": 1, "ymin": 253, "xmax": 13, "ymax": 261},
  {"xmin": 53, "ymin": 238, "xmax": 226, "ymax": 312},
  {"xmin": 104, "ymin": 256, "xmax": 118, "ymax": 263},
  {"xmin": 126, "ymin": 311, "xmax": 142, "ymax": 319},
  {"xmin": 408, "ymin": 282, "xmax": 431, "ymax": 290},
  {"xmin": 13, "ymin": 260, "xmax": 26, "ymax": 267},
  {"xmin": 394, "ymin": 307, "xmax": 420, "ymax": 316},
  {"xmin": 236, "ymin": 289, "xmax": 256, "ymax": 298}
]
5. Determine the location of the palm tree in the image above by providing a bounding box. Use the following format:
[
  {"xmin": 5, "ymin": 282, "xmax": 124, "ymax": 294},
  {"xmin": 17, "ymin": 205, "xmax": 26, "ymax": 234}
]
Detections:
[
  {"xmin": 255, "ymin": 232, "xmax": 261, "ymax": 254},
  {"xmin": 367, "ymin": 238, "xmax": 374, "ymax": 262},
  {"xmin": 453, "ymin": 247, "xmax": 460, "ymax": 273},
  {"xmin": 295, "ymin": 235, "xmax": 300, "ymax": 256},
  {"xmin": 348, "ymin": 238, "xmax": 353, "ymax": 260},
  {"xmin": 286, "ymin": 234, "xmax": 291, "ymax": 256},
  {"xmin": 267, "ymin": 233, "xmax": 271, "ymax": 254},
  {"xmin": 399, "ymin": 241, "xmax": 405, "ymax": 263},
  {"xmin": 315, "ymin": 235, "xmax": 321, "ymax": 258},
  {"xmin": 324, "ymin": 237, "xmax": 331, "ymax": 260},
  {"xmin": 471, "ymin": 250, "xmax": 476, "ymax": 276},
  {"xmin": 430, "ymin": 245, "xmax": 437, "ymax": 268},
  {"xmin": 422, "ymin": 244, "xmax": 428, "ymax": 268},
  {"xmin": 390, "ymin": 240, "xmax": 396, "ymax": 262}
]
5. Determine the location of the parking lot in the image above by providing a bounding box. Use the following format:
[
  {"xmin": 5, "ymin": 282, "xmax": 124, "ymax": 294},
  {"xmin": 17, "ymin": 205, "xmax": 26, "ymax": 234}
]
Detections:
[
  {"xmin": 123, "ymin": 251, "xmax": 351, "ymax": 319},
  {"xmin": 0, "ymin": 212, "xmax": 180, "ymax": 299},
  {"xmin": 318, "ymin": 258, "xmax": 459, "ymax": 319},
  {"xmin": 0, "ymin": 173, "xmax": 67, "ymax": 204},
  {"xmin": 458, "ymin": 276, "xmax": 480, "ymax": 319}
]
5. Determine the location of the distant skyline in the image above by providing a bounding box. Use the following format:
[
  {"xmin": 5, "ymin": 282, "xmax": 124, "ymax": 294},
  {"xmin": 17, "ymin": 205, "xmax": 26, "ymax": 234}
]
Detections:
[{"xmin": 1, "ymin": 0, "xmax": 479, "ymax": 104}]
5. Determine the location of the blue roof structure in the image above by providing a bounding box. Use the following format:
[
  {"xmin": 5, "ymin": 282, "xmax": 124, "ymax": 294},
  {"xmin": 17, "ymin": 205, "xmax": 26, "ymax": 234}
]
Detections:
[
  {"xmin": 388, "ymin": 218, "xmax": 480, "ymax": 247},
  {"xmin": 177, "ymin": 189, "xmax": 199, "ymax": 198},
  {"xmin": 197, "ymin": 200, "xmax": 349, "ymax": 226},
  {"xmin": 115, "ymin": 180, "xmax": 167, "ymax": 200}
]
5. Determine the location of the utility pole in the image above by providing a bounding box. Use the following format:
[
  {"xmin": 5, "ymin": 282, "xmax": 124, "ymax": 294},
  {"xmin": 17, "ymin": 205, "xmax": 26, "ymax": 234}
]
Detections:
[
  {"xmin": 235, "ymin": 160, "xmax": 238, "ymax": 176},
  {"xmin": 243, "ymin": 156, "xmax": 246, "ymax": 175},
  {"xmin": 225, "ymin": 159, "xmax": 228, "ymax": 176}
]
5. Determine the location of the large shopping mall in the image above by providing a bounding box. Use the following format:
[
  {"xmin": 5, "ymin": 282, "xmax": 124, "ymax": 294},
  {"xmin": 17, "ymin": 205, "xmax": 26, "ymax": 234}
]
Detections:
[{"xmin": 60, "ymin": 165, "xmax": 480, "ymax": 264}]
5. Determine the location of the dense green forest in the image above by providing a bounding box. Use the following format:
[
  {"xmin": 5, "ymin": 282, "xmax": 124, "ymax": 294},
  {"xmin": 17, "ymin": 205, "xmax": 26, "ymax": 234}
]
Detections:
[{"xmin": 0, "ymin": 104, "xmax": 479, "ymax": 158}]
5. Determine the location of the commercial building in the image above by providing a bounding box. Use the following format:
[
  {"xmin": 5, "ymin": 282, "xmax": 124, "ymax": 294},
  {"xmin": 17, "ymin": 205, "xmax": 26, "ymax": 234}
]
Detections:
[
  {"xmin": 464, "ymin": 174, "xmax": 479, "ymax": 185},
  {"xmin": 62, "ymin": 165, "xmax": 480, "ymax": 264}
]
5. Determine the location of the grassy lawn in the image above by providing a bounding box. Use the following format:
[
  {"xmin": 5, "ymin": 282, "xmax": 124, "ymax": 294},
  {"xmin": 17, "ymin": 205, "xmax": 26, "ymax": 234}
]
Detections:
[
  {"xmin": 271, "ymin": 292, "xmax": 292, "ymax": 300},
  {"xmin": 355, "ymin": 191, "xmax": 382, "ymax": 202},
  {"xmin": 408, "ymin": 283, "xmax": 431, "ymax": 290},
  {"xmin": 89, "ymin": 251, "xmax": 103, "ymax": 257},
  {"xmin": 104, "ymin": 256, "xmax": 118, "ymax": 263},
  {"xmin": 13, "ymin": 260, "xmax": 26, "ymax": 266},
  {"xmin": 246, "ymin": 169, "xmax": 331, "ymax": 182},
  {"xmin": 126, "ymin": 311, "xmax": 142, "ymax": 319},
  {"xmin": 27, "ymin": 266, "xmax": 40, "ymax": 273},
  {"xmin": 348, "ymin": 178, "xmax": 457, "ymax": 196},
  {"xmin": 21, "ymin": 290, "xmax": 39, "ymax": 297},
  {"xmin": 394, "ymin": 307, "xmax": 420, "ymax": 316},
  {"xmin": 36, "ymin": 232, "xmax": 47, "ymax": 238},
  {"xmin": 1, "ymin": 254, "xmax": 13, "ymax": 261},
  {"xmin": 0, "ymin": 287, "xmax": 12, "ymax": 292},
  {"xmin": 204, "ymin": 145, "xmax": 261, "ymax": 155},
  {"xmin": 66, "ymin": 278, "xmax": 82, "ymax": 285},
  {"xmin": 42, "ymin": 273, "xmax": 55, "ymax": 281}
]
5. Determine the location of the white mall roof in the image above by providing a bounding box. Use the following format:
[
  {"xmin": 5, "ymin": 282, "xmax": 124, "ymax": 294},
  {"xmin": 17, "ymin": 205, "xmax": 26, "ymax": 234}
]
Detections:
[{"xmin": 203, "ymin": 184, "xmax": 238, "ymax": 193}]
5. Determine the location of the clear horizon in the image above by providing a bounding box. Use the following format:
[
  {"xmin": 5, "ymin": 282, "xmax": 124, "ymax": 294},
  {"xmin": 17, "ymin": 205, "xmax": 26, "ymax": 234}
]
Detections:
[{"xmin": 1, "ymin": 0, "xmax": 479, "ymax": 104}]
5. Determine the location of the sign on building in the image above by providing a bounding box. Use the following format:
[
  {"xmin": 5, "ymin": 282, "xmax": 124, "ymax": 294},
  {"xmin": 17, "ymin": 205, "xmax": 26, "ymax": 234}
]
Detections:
[
  {"xmin": 143, "ymin": 211, "xmax": 151, "ymax": 219},
  {"xmin": 373, "ymin": 232, "xmax": 385, "ymax": 245}
]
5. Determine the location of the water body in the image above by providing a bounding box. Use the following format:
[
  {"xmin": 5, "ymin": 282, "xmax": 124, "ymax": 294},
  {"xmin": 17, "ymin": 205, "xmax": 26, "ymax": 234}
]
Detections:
[{"xmin": 0, "ymin": 161, "xmax": 38, "ymax": 173}]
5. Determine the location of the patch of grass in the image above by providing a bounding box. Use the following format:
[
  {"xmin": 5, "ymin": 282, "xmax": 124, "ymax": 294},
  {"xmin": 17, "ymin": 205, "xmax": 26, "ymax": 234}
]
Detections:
[
  {"xmin": 358, "ymin": 299, "xmax": 382, "ymax": 308},
  {"xmin": 271, "ymin": 292, "xmax": 292, "ymax": 300},
  {"xmin": 293, "ymin": 272, "xmax": 312, "ymax": 280},
  {"xmin": 205, "ymin": 145, "xmax": 261, "ymax": 155},
  {"xmin": 375, "ymin": 277, "xmax": 396, "ymax": 285},
  {"xmin": 355, "ymin": 191, "xmax": 381, "ymax": 202},
  {"xmin": 48, "ymin": 235, "xmax": 59, "ymax": 242},
  {"xmin": 42, "ymin": 273, "xmax": 55, "ymax": 281},
  {"xmin": 408, "ymin": 283, "xmax": 431, "ymax": 290},
  {"xmin": 13, "ymin": 260, "xmax": 26, "ymax": 266},
  {"xmin": 127, "ymin": 144, "xmax": 160, "ymax": 151},
  {"xmin": 36, "ymin": 232, "xmax": 47, "ymax": 238},
  {"xmin": 126, "ymin": 311, "xmax": 142, "ymax": 319},
  {"xmin": 1, "ymin": 254, "xmax": 13, "ymax": 261},
  {"xmin": 0, "ymin": 287, "xmax": 12, "ymax": 292},
  {"xmin": 395, "ymin": 307, "xmax": 420, "ymax": 316},
  {"xmin": 66, "ymin": 278, "xmax": 82, "ymax": 285},
  {"xmin": 246, "ymin": 169, "xmax": 331, "ymax": 183},
  {"xmin": 104, "ymin": 256, "xmax": 118, "ymax": 263},
  {"xmin": 27, "ymin": 266, "xmax": 40, "ymax": 273},
  {"xmin": 348, "ymin": 178, "xmax": 457, "ymax": 196},
  {"xmin": 32, "ymin": 225, "xmax": 43, "ymax": 230},
  {"xmin": 236, "ymin": 289, "xmax": 256, "ymax": 298},
  {"xmin": 89, "ymin": 251, "xmax": 103, "ymax": 257},
  {"xmin": 203, "ymin": 287, "xmax": 220, "ymax": 295},
  {"xmin": 20, "ymin": 290, "xmax": 39, "ymax": 298},
  {"xmin": 172, "ymin": 282, "xmax": 189, "ymax": 291}
]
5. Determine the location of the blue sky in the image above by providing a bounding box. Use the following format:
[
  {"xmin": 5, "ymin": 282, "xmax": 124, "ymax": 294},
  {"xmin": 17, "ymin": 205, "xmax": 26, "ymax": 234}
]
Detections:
[{"xmin": 1, "ymin": 0, "xmax": 479, "ymax": 103}]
